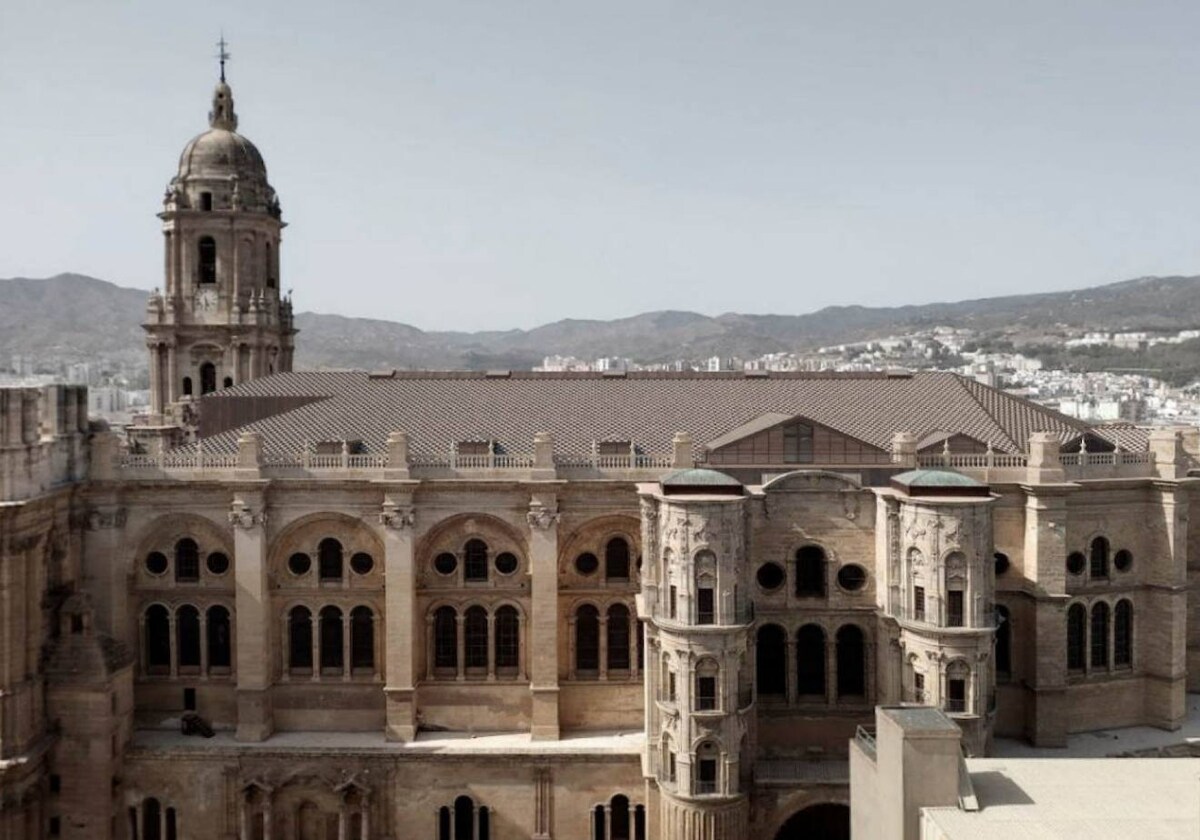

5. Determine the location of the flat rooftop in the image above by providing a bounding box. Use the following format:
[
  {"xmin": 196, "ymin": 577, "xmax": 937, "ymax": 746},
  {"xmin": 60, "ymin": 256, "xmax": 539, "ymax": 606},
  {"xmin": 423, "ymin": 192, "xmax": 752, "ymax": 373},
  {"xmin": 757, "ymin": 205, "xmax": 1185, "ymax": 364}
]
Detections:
[
  {"xmin": 994, "ymin": 692, "xmax": 1200, "ymax": 758},
  {"xmin": 925, "ymin": 757, "xmax": 1200, "ymax": 839},
  {"xmin": 128, "ymin": 727, "xmax": 644, "ymax": 759}
]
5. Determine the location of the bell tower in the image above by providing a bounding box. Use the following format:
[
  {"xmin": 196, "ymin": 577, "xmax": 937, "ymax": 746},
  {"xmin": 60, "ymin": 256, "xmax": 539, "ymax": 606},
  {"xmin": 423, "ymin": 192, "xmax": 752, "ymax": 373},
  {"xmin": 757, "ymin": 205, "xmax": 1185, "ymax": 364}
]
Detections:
[{"xmin": 143, "ymin": 46, "xmax": 295, "ymax": 422}]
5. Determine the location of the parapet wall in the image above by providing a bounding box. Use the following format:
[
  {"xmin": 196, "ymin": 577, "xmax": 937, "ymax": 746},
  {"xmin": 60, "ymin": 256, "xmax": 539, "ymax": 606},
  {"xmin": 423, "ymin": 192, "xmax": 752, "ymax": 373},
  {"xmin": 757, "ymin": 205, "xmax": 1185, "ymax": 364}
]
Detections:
[{"xmin": 0, "ymin": 385, "xmax": 90, "ymax": 501}]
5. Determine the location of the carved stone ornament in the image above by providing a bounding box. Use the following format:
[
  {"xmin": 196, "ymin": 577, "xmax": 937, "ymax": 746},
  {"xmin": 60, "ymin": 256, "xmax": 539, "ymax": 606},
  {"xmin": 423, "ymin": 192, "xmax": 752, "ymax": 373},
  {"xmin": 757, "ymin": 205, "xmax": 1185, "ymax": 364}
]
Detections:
[
  {"xmin": 639, "ymin": 498, "xmax": 658, "ymax": 523},
  {"xmin": 86, "ymin": 508, "xmax": 127, "ymax": 531},
  {"xmin": 228, "ymin": 498, "xmax": 266, "ymax": 530},
  {"xmin": 527, "ymin": 505, "xmax": 560, "ymax": 530},
  {"xmin": 379, "ymin": 502, "xmax": 415, "ymax": 531}
]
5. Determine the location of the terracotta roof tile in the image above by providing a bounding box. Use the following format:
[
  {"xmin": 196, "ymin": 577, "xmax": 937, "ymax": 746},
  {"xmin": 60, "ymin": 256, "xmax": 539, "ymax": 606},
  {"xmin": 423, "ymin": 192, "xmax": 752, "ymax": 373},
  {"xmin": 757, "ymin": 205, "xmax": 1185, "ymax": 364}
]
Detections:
[{"xmin": 188, "ymin": 370, "xmax": 1094, "ymax": 459}]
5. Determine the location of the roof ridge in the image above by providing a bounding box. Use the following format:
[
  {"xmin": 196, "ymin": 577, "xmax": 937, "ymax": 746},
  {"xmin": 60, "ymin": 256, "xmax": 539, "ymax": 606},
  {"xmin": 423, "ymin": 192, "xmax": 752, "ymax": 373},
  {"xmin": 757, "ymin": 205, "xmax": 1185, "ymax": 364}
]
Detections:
[{"xmin": 945, "ymin": 374, "xmax": 1020, "ymax": 452}]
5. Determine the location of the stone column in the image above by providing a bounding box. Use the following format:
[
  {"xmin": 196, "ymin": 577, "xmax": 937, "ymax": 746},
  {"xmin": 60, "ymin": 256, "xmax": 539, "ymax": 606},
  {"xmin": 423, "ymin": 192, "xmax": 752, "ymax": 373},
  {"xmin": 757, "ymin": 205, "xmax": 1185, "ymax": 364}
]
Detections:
[
  {"xmin": 380, "ymin": 492, "xmax": 418, "ymax": 740},
  {"xmin": 166, "ymin": 342, "xmax": 179, "ymax": 405},
  {"xmin": 199, "ymin": 610, "xmax": 209, "ymax": 679},
  {"xmin": 528, "ymin": 493, "xmax": 561, "ymax": 740},
  {"xmin": 1146, "ymin": 484, "xmax": 1188, "ymax": 728},
  {"xmin": 455, "ymin": 615, "xmax": 466, "ymax": 680},
  {"xmin": 1021, "ymin": 484, "xmax": 1071, "ymax": 746},
  {"xmin": 149, "ymin": 341, "xmax": 164, "ymax": 414},
  {"xmin": 231, "ymin": 491, "xmax": 273, "ymax": 741}
]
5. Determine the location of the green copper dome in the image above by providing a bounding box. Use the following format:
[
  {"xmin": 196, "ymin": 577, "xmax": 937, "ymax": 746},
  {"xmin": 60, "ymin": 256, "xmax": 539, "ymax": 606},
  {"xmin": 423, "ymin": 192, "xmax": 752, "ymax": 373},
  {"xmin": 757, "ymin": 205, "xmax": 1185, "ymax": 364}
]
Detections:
[
  {"xmin": 661, "ymin": 468, "xmax": 743, "ymax": 494},
  {"xmin": 890, "ymin": 469, "xmax": 989, "ymax": 497}
]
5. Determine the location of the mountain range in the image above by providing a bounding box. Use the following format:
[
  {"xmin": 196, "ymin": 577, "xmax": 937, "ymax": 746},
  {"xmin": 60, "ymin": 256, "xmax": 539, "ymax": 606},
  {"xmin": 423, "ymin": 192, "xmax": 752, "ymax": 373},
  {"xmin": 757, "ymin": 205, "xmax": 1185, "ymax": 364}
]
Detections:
[{"xmin": 4, "ymin": 272, "xmax": 1200, "ymax": 373}]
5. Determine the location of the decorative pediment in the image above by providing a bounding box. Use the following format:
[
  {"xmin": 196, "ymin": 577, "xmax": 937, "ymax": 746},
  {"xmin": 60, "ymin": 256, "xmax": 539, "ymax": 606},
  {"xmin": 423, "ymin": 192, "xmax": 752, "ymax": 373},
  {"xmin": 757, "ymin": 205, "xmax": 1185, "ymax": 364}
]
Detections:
[{"xmin": 705, "ymin": 412, "xmax": 889, "ymax": 468}]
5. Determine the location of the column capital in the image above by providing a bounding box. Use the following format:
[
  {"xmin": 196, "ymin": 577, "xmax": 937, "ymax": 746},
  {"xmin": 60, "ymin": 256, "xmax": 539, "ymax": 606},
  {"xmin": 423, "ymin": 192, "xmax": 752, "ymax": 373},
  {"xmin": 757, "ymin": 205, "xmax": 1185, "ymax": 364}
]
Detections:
[
  {"xmin": 527, "ymin": 503, "xmax": 560, "ymax": 531},
  {"xmin": 229, "ymin": 496, "xmax": 267, "ymax": 530},
  {"xmin": 379, "ymin": 499, "xmax": 415, "ymax": 531}
]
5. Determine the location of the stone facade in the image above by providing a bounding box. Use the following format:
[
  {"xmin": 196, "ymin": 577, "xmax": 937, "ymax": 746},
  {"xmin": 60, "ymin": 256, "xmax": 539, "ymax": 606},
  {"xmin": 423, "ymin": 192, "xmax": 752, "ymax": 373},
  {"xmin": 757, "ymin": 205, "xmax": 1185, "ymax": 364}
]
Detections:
[{"xmin": 2, "ymin": 70, "xmax": 1198, "ymax": 840}]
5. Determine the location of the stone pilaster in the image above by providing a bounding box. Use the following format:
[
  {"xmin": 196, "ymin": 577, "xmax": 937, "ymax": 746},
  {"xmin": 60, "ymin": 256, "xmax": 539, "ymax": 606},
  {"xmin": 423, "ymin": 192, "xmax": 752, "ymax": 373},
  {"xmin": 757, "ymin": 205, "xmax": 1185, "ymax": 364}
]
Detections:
[
  {"xmin": 231, "ymin": 491, "xmax": 272, "ymax": 741},
  {"xmin": 1021, "ymin": 484, "xmax": 1072, "ymax": 747},
  {"xmin": 528, "ymin": 492, "xmax": 560, "ymax": 740},
  {"xmin": 380, "ymin": 491, "xmax": 417, "ymax": 741}
]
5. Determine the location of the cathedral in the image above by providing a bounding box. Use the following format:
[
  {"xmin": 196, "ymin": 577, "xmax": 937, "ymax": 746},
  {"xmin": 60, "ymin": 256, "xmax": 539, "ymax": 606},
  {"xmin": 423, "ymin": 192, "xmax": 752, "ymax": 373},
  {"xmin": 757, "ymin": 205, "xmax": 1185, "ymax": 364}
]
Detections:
[{"xmin": 1, "ymin": 68, "xmax": 1197, "ymax": 840}]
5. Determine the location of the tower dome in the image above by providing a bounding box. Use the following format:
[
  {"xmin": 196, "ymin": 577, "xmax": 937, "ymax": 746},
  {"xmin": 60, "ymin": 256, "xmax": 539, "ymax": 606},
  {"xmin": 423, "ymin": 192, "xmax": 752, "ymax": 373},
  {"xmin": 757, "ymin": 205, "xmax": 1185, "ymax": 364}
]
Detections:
[{"xmin": 168, "ymin": 80, "xmax": 278, "ymax": 215}]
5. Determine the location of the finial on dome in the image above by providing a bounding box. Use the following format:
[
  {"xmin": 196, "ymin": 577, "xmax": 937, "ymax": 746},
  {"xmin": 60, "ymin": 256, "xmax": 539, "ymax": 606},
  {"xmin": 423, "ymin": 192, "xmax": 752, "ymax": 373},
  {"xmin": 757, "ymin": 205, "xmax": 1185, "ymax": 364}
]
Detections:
[
  {"xmin": 207, "ymin": 35, "xmax": 238, "ymax": 130},
  {"xmin": 216, "ymin": 33, "xmax": 230, "ymax": 84}
]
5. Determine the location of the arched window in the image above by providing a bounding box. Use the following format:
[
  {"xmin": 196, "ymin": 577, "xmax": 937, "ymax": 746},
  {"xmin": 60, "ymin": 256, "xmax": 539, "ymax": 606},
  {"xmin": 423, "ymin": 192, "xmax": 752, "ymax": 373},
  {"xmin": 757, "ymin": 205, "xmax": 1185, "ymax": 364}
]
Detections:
[
  {"xmin": 795, "ymin": 545, "xmax": 826, "ymax": 597},
  {"xmin": 1090, "ymin": 537, "xmax": 1110, "ymax": 579},
  {"xmin": 607, "ymin": 603, "xmax": 631, "ymax": 671},
  {"xmin": 265, "ymin": 241, "xmax": 275, "ymax": 288},
  {"xmin": 944, "ymin": 552, "xmax": 966, "ymax": 627},
  {"xmin": 1067, "ymin": 603, "xmax": 1086, "ymax": 670},
  {"xmin": 297, "ymin": 802, "xmax": 321, "ymax": 840},
  {"xmin": 182, "ymin": 376, "xmax": 193, "ymax": 397},
  {"xmin": 143, "ymin": 798, "xmax": 162, "ymax": 840},
  {"xmin": 175, "ymin": 538, "xmax": 199, "ymax": 582},
  {"xmin": 199, "ymin": 362, "xmax": 217, "ymax": 395},
  {"xmin": 756, "ymin": 624, "xmax": 787, "ymax": 696},
  {"xmin": 695, "ymin": 658, "xmax": 719, "ymax": 711},
  {"xmin": 318, "ymin": 538, "xmax": 343, "ymax": 582},
  {"xmin": 694, "ymin": 741, "xmax": 720, "ymax": 795},
  {"xmin": 575, "ymin": 605, "xmax": 600, "ymax": 672},
  {"xmin": 441, "ymin": 795, "xmax": 489, "ymax": 840},
  {"xmin": 176, "ymin": 605, "xmax": 200, "ymax": 670},
  {"xmin": 1114, "ymin": 600, "xmax": 1133, "ymax": 667},
  {"xmin": 606, "ymin": 537, "xmax": 631, "ymax": 580},
  {"xmin": 350, "ymin": 606, "xmax": 374, "ymax": 672},
  {"xmin": 465, "ymin": 606, "xmax": 488, "ymax": 670},
  {"xmin": 166, "ymin": 808, "xmax": 177, "ymax": 840},
  {"xmin": 320, "ymin": 606, "xmax": 343, "ymax": 673},
  {"xmin": 1090, "ymin": 602, "xmax": 1109, "ymax": 669},
  {"xmin": 145, "ymin": 605, "xmax": 171, "ymax": 674},
  {"xmin": 464, "ymin": 539, "xmax": 488, "ymax": 581},
  {"xmin": 223, "ymin": 376, "xmax": 233, "ymax": 389},
  {"xmin": 197, "ymin": 236, "xmax": 217, "ymax": 284},
  {"xmin": 836, "ymin": 625, "xmax": 866, "ymax": 698},
  {"xmin": 594, "ymin": 794, "xmax": 644, "ymax": 840},
  {"xmin": 995, "ymin": 605, "xmax": 1011, "ymax": 681},
  {"xmin": 796, "ymin": 624, "xmax": 826, "ymax": 696},
  {"xmin": 660, "ymin": 733, "xmax": 677, "ymax": 781},
  {"xmin": 207, "ymin": 605, "xmax": 231, "ymax": 670},
  {"xmin": 945, "ymin": 660, "xmax": 969, "ymax": 713},
  {"xmin": 434, "ymin": 606, "xmax": 457, "ymax": 670},
  {"xmin": 494, "ymin": 605, "xmax": 519, "ymax": 672},
  {"xmin": 289, "ymin": 606, "xmax": 313, "ymax": 671},
  {"xmin": 694, "ymin": 550, "xmax": 716, "ymax": 625}
]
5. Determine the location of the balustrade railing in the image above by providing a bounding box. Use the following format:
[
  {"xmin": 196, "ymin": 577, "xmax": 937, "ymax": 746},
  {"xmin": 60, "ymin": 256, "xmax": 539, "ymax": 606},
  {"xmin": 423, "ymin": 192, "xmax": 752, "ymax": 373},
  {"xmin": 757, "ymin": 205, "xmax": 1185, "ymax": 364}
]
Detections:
[{"xmin": 855, "ymin": 725, "xmax": 877, "ymax": 758}]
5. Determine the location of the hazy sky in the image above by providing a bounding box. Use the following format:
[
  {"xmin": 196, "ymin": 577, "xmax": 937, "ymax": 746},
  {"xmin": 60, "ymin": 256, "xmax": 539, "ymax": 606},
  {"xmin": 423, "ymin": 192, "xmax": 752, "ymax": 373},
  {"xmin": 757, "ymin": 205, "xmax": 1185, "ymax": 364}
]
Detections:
[{"xmin": 3, "ymin": 1, "xmax": 1200, "ymax": 331}]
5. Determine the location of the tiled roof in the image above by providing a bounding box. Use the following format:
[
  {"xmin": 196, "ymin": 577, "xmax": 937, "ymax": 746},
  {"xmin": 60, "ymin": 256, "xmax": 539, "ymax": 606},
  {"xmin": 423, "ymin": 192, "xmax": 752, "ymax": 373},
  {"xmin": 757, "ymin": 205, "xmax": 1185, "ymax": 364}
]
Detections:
[{"xmin": 187, "ymin": 370, "xmax": 1093, "ymax": 459}]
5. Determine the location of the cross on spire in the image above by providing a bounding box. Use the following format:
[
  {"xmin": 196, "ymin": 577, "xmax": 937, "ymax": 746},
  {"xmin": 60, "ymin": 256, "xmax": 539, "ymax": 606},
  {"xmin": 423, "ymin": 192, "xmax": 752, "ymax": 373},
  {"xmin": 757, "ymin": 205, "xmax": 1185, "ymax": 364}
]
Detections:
[{"xmin": 216, "ymin": 34, "xmax": 230, "ymax": 83}]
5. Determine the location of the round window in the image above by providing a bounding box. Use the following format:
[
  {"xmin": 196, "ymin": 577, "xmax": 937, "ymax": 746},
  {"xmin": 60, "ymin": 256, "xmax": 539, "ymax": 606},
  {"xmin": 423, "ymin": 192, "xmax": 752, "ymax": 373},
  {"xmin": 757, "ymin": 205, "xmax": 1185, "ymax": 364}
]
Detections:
[
  {"xmin": 756, "ymin": 562, "xmax": 785, "ymax": 590},
  {"xmin": 288, "ymin": 552, "xmax": 312, "ymax": 575},
  {"xmin": 1066, "ymin": 551, "xmax": 1086, "ymax": 575},
  {"xmin": 495, "ymin": 552, "xmax": 518, "ymax": 575},
  {"xmin": 1114, "ymin": 549, "xmax": 1133, "ymax": 572},
  {"xmin": 350, "ymin": 552, "xmax": 374, "ymax": 575},
  {"xmin": 145, "ymin": 551, "xmax": 168, "ymax": 575},
  {"xmin": 837, "ymin": 564, "xmax": 867, "ymax": 591},
  {"xmin": 434, "ymin": 552, "xmax": 458, "ymax": 575},
  {"xmin": 206, "ymin": 552, "xmax": 230, "ymax": 575},
  {"xmin": 994, "ymin": 552, "xmax": 1010, "ymax": 576},
  {"xmin": 575, "ymin": 552, "xmax": 599, "ymax": 575}
]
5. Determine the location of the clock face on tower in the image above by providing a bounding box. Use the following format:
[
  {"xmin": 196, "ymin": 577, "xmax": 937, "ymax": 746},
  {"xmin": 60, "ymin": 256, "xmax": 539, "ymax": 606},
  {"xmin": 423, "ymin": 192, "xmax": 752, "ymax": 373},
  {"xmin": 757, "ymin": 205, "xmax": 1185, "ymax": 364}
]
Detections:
[{"xmin": 196, "ymin": 288, "xmax": 218, "ymax": 312}]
